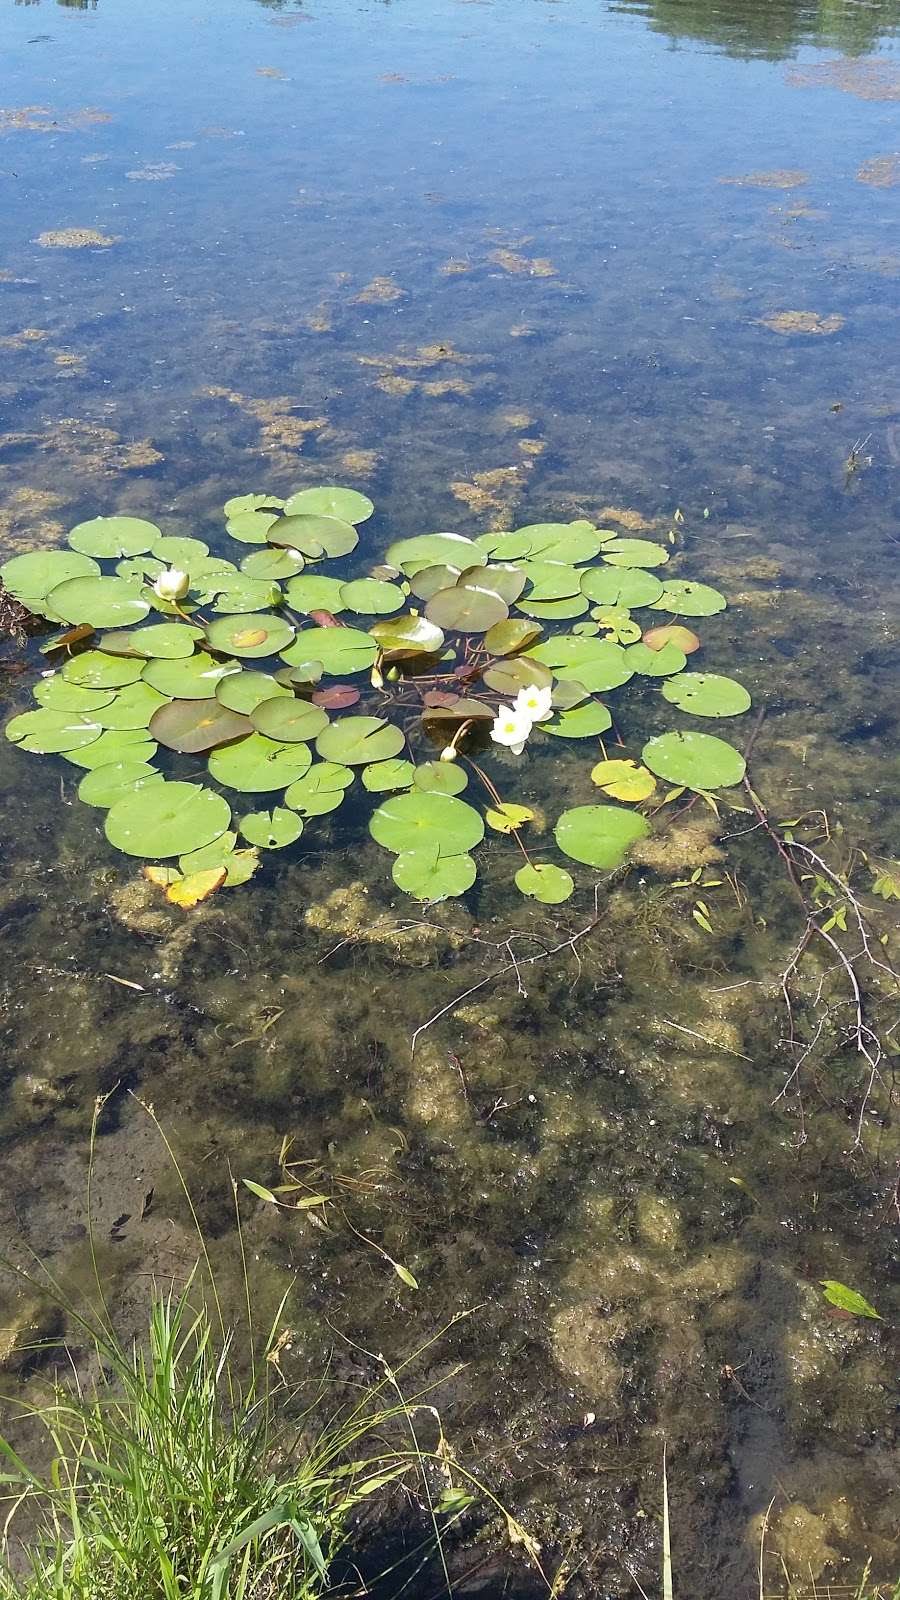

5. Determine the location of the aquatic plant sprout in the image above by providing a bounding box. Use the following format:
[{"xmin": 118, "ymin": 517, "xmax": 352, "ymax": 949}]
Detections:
[{"xmin": 2, "ymin": 489, "xmax": 750, "ymax": 905}]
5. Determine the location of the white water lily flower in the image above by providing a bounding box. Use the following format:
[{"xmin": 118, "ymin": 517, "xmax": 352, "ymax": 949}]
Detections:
[
  {"xmin": 439, "ymin": 745, "xmax": 458, "ymax": 763},
  {"xmin": 490, "ymin": 703, "xmax": 533, "ymax": 756},
  {"xmin": 513, "ymin": 684, "xmax": 553, "ymax": 723},
  {"xmin": 153, "ymin": 566, "xmax": 190, "ymax": 602}
]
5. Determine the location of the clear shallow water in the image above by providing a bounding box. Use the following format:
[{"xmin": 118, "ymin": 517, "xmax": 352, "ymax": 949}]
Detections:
[{"xmin": 0, "ymin": 0, "xmax": 899, "ymax": 1594}]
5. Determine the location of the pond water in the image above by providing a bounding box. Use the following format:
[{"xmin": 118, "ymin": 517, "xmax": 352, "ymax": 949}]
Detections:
[{"xmin": 1, "ymin": 0, "xmax": 899, "ymax": 1593}]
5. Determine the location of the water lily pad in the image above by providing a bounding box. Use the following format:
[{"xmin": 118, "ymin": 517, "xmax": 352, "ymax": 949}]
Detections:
[
  {"xmin": 459, "ymin": 564, "xmax": 526, "ymax": 604},
  {"xmin": 602, "ymin": 539, "xmax": 669, "ymax": 568},
  {"xmin": 68, "ymin": 516, "xmax": 160, "ymax": 558},
  {"xmin": 5, "ymin": 707, "xmax": 102, "ymax": 753},
  {"xmin": 106, "ymin": 779, "xmax": 231, "ymax": 858},
  {"xmin": 284, "ymin": 762, "xmax": 354, "ymax": 815},
  {"xmin": 550, "ymin": 679, "xmax": 589, "ymax": 710},
  {"xmin": 116, "ymin": 557, "xmax": 166, "ymax": 584},
  {"xmin": 208, "ymin": 732, "xmax": 313, "ymax": 792},
  {"xmin": 240, "ymin": 807, "xmax": 304, "ymax": 849},
  {"xmin": 144, "ymin": 652, "xmax": 240, "ymax": 699},
  {"xmin": 210, "ymin": 577, "xmax": 283, "ymax": 615},
  {"xmin": 642, "ymin": 730, "xmax": 746, "ymax": 790},
  {"xmin": 544, "ymin": 701, "xmax": 613, "ymax": 738},
  {"xmin": 283, "ymin": 485, "xmax": 374, "ymax": 524},
  {"xmin": 414, "ymin": 760, "xmax": 468, "ymax": 795},
  {"xmin": 224, "ymin": 493, "xmax": 283, "ymax": 518},
  {"xmin": 273, "ymin": 514, "xmax": 358, "ymax": 558},
  {"xmin": 361, "ymin": 758, "xmax": 416, "ymax": 792},
  {"xmin": 624, "ymin": 641, "xmax": 687, "ymax": 677},
  {"xmin": 514, "ymin": 862, "xmax": 574, "ymax": 904},
  {"xmin": 527, "ymin": 636, "xmax": 633, "ymax": 693},
  {"xmin": 491, "ymin": 522, "xmax": 603, "ymax": 563},
  {"xmin": 33, "ymin": 677, "xmax": 115, "ymax": 713},
  {"xmin": 649, "ymin": 580, "xmax": 727, "ymax": 616},
  {"xmin": 205, "ymin": 614, "xmax": 294, "ymax": 659},
  {"xmin": 315, "ymin": 716, "xmax": 405, "ymax": 765},
  {"xmin": 250, "ymin": 698, "xmax": 328, "ymax": 742},
  {"xmin": 420, "ymin": 696, "xmax": 494, "ymax": 726},
  {"xmin": 150, "ymin": 699, "xmax": 252, "ymax": 752},
  {"xmin": 590, "ymin": 759, "xmax": 656, "ymax": 802},
  {"xmin": 311, "ymin": 684, "xmax": 360, "ymax": 709},
  {"xmin": 1, "ymin": 549, "xmax": 99, "ymax": 603},
  {"xmin": 392, "ymin": 845, "xmax": 476, "ymax": 901},
  {"xmin": 178, "ymin": 834, "xmax": 260, "ymax": 887},
  {"xmin": 216, "ymin": 670, "xmax": 292, "ymax": 714},
  {"xmin": 581, "ymin": 568, "xmax": 665, "ymax": 607},
  {"xmin": 226, "ymin": 510, "xmax": 280, "ymax": 544},
  {"xmin": 281, "ymin": 627, "xmax": 378, "ymax": 676},
  {"xmin": 482, "ymin": 656, "xmax": 553, "ymax": 695},
  {"xmin": 283, "ymin": 576, "xmax": 348, "ymax": 614},
  {"xmin": 64, "ymin": 729, "xmax": 157, "ymax": 769},
  {"xmin": 49, "ymin": 575, "xmax": 151, "ymax": 628},
  {"xmin": 385, "ymin": 532, "xmax": 484, "ymax": 576},
  {"xmin": 95, "ymin": 681, "xmax": 169, "ymax": 729},
  {"xmin": 369, "ymin": 615, "xmax": 444, "ymax": 658},
  {"xmin": 517, "ymin": 594, "xmax": 589, "ymax": 621},
  {"xmin": 483, "ymin": 618, "xmax": 542, "ymax": 657},
  {"xmin": 369, "ymin": 790, "xmax": 484, "ymax": 855},
  {"xmin": 111, "ymin": 623, "xmax": 203, "ymax": 659},
  {"xmin": 340, "ymin": 578, "xmax": 405, "ymax": 615},
  {"xmin": 63, "ymin": 650, "xmax": 145, "ymax": 689},
  {"xmin": 276, "ymin": 660, "xmax": 324, "ymax": 688},
  {"xmin": 485, "ymin": 802, "xmax": 534, "ymax": 833},
  {"xmin": 240, "ymin": 547, "xmax": 305, "ymax": 581},
  {"xmin": 661, "ymin": 672, "xmax": 751, "ymax": 718},
  {"xmin": 408, "ymin": 563, "xmax": 467, "ymax": 602},
  {"xmin": 519, "ymin": 561, "xmax": 585, "ymax": 600},
  {"xmin": 592, "ymin": 607, "xmax": 642, "ymax": 645},
  {"xmin": 555, "ymin": 803, "xmax": 650, "ymax": 868},
  {"xmin": 152, "ymin": 535, "xmax": 209, "ymax": 565},
  {"xmin": 643, "ymin": 623, "xmax": 701, "ymax": 654},
  {"xmin": 77, "ymin": 761, "xmax": 164, "ymax": 808},
  {"xmin": 425, "ymin": 585, "xmax": 509, "ymax": 633}
]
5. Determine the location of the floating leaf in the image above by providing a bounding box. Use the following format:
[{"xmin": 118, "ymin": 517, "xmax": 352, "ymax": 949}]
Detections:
[
  {"xmin": 661, "ymin": 673, "xmax": 751, "ymax": 718},
  {"xmin": 283, "ymin": 485, "xmax": 374, "ymax": 524},
  {"xmin": 64, "ymin": 729, "xmax": 157, "ymax": 769},
  {"xmin": 643, "ymin": 623, "xmax": 701, "ymax": 654},
  {"xmin": 819, "ymin": 1280, "xmax": 881, "ymax": 1319},
  {"xmin": 550, "ymin": 679, "xmax": 589, "ymax": 710},
  {"xmin": 250, "ymin": 698, "xmax": 328, "ymax": 742},
  {"xmin": 152, "ymin": 535, "xmax": 209, "ymax": 565},
  {"xmin": 515, "ymin": 862, "xmax": 574, "ymax": 903},
  {"xmin": 225, "ymin": 510, "xmax": 280, "ymax": 544},
  {"xmin": 179, "ymin": 834, "xmax": 260, "ymax": 886},
  {"xmin": 33, "ymin": 678, "xmax": 114, "ymax": 713},
  {"xmin": 311, "ymin": 684, "xmax": 360, "ymax": 710},
  {"xmin": 624, "ymin": 641, "xmax": 687, "ymax": 677},
  {"xmin": 361, "ymin": 758, "xmax": 416, "ymax": 792},
  {"xmin": 385, "ymin": 532, "xmax": 484, "ymax": 575},
  {"xmin": 144, "ymin": 652, "xmax": 240, "ymax": 699},
  {"xmin": 316, "ymin": 716, "xmax": 405, "ymax": 766},
  {"xmin": 278, "ymin": 514, "xmax": 359, "ymax": 557},
  {"xmin": 590, "ymin": 759, "xmax": 656, "ymax": 802},
  {"xmin": 281, "ymin": 627, "xmax": 378, "ymax": 676},
  {"xmin": 224, "ymin": 493, "xmax": 283, "ymax": 519},
  {"xmin": 483, "ymin": 618, "xmax": 542, "ymax": 656},
  {"xmin": 486, "ymin": 802, "xmax": 534, "ymax": 833},
  {"xmin": 150, "ymin": 699, "xmax": 252, "ymax": 753},
  {"xmin": 240, "ymin": 807, "xmax": 304, "ymax": 849},
  {"xmin": 593, "ymin": 607, "xmax": 641, "ymax": 645},
  {"xmin": 209, "ymin": 576, "xmax": 282, "ymax": 614},
  {"xmin": 77, "ymin": 761, "xmax": 164, "ymax": 808},
  {"xmin": 580, "ymin": 568, "xmax": 665, "ymax": 607},
  {"xmin": 370, "ymin": 791, "xmax": 484, "ymax": 855},
  {"xmin": 39, "ymin": 624, "xmax": 95, "ymax": 655},
  {"xmin": 5, "ymin": 707, "xmax": 102, "ymax": 754},
  {"xmin": 216, "ymin": 670, "xmax": 292, "ymax": 714},
  {"xmin": 205, "ymin": 614, "xmax": 294, "ymax": 659},
  {"xmin": 240, "ymin": 546, "xmax": 305, "ymax": 581},
  {"xmin": 482, "ymin": 657, "xmax": 552, "ymax": 695},
  {"xmin": 519, "ymin": 561, "xmax": 584, "ymax": 600},
  {"xmin": 276, "ymin": 660, "xmax": 324, "ymax": 688},
  {"xmin": 94, "ymin": 681, "xmax": 168, "ymax": 729},
  {"xmin": 408, "ymin": 563, "xmax": 467, "ymax": 602},
  {"xmin": 283, "ymin": 576, "xmax": 348, "ymax": 614},
  {"xmin": 518, "ymin": 594, "xmax": 589, "ymax": 621},
  {"xmin": 555, "ymin": 803, "xmax": 650, "ymax": 868},
  {"xmin": 414, "ymin": 760, "xmax": 468, "ymax": 795},
  {"xmin": 650, "ymin": 580, "xmax": 726, "ymax": 617},
  {"xmin": 284, "ymin": 762, "xmax": 354, "ymax": 816},
  {"xmin": 544, "ymin": 701, "xmax": 613, "ymax": 738},
  {"xmin": 459, "ymin": 563, "xmax": 526, "ymax": 604},
  {"xmin": 527, "ymin": 636, "xmax": 633, "ymax": 692},
  {"xmin": 426, "ymin": 585, "xmax": 509, "ymax": 634},
  {"xmin": 63, "ymin": 651, "xmax": 145, "ymax": 689},
  {"xmin": 68, "ymin": 515, "xmax": 160, "ymax": 558},
  {"xmin": 642, "ymin": 730, "xmax": 746, "ymax": 791},
  {"xmin": 602, "ymin": 538, "xmax": 669, "ymax": 568},
  {"xmin": 1, "ymin": 549, "xmax": 99, "ymax": 604},
  {"xmin": 392, "ymin": 844, "xmax": 476, "ymax": 901},
  {"xmin": 208, "ymin": 732, "xmax": 312, "ymax": 792},
  {"xmin": 491, "ymin": 522, "xmax": 603, "ymax": 563},
  {"xmin": 116, "ymin": 557, "xmax": 166, "ymax": 585},
  {"xmin": 103, "ymin": 622, "xmax": 203, "ymax": 659},
  {"xmin": 105, "ymin": 780, "xmax": 231, "ymax": 858},
  {"xmin": 166, "ymin": 868, "xmax": 228, "ymax": 908},
  {"xmin": 49, "ymin": 576, "xmax": 151, "ymax": 629},
  {"xmin": 419, "ymin": 696, "xmax": 494, "ymax": 725},
  {"xmin": 340, "ymin": 578, "xmax": 404, "ymax": 614},
  {"xmin": 369, "ymin": 614, "xmax": 445, "ymax": 659}
]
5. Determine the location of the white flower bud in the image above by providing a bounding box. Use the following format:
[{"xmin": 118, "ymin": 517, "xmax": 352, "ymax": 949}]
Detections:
[{"xmin": 153, "ymin": 567, "xmax": 190, "ymax": 602}]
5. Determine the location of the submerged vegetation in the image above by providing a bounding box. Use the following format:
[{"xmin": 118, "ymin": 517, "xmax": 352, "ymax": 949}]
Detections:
[{"xmin": 1, "ymin": 488, "xmax": 752, "ymax": 908}]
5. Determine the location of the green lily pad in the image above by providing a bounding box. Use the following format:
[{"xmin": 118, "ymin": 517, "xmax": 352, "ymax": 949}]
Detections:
[
  {"xmin": 385, "ymin": 532, "xmax": 484, "ymax": 576},
  {"xmin": 361, "ymin": 758, "xmax": 417, "ymax": 792},
  {"xmin": 226, "ymin": 510, "xmax": 280, "ymax": 544},
  {"xmin": 208, "ymin": 732, "xmax": 313, "ymax": 792},
  {"xmin": 515, "ymin": 862, "xmax": 574, "ymax": 904},
  {"xmin": 240, "ymin": 547, "xmax": 305, "ymax": 581},
  {"xmin": 649, "ymin": 580, "xmax": 727, "ymax": 617},
  {"xmin": 482, "ymin": 656, "xmax": 553, "ymax": 695},
  {"xmin": 550, "ymin": 678, "xmax": 589, "ymax": 710},
  {"xmin": 661, "ymin": 672, "xmax": 751, "ymax": 717},
  {"xmin": 544, "ymin": 701, "xmax": 613, "ymax": 738},
  {"xmin": 144, "ymin": 652, "xmax": 239, "ymax": 699},
  {"xmin": 116, "ymin": 557, "xmax": 166, "ymax": 584},
  {"xmin": 591, "ymin": 606, "xmax": 641, "ymax": 645},
  {"xmin": 205, "ymin": 614, "xmax": 294, "ymax": 659},
  {"xmin": 95, "ymin": 681, "xmax": 169, "ymax": 729},
  {"xmin": 210, "ymin": 577, "xmax": 282, "ymax": 615},
  {"xmin": 224, "ymin": 493, "xmax": 283, "ymax": 518},
  {"xmin": 315, "ymin": 716, "xmax": 405, "ymax": 766},
  {"xmin": 105, "ymin": 779, "xmax": 231, "ymax": 858},
  {"xmin": 519, "ymin": 561, "xmax": 584, "ymax": 600},
  {"xmin": 216, "ymin": 671, "xmax": 292, "ymax": 714},
  {"xmin": 642, "ymin": 730, "xmax": 746, "ymax": 790},
  {"xmin": 106, "ymin": 623, "xmax": 203, "ymax": 659},
  {"xmin": 392, "ymin": 844, "xmax": 476, "ymax": 901},
  {"xmin": 408, "ymin": 563, "xmax": 467, "ymax": 602},
  {"xmin": 178, "ymin": 834, "xmax": 260, "ymax": 886},
  {"xmin": 5, "ymin": 707, "xmax": 103, "ymax": 753},
  {"xmin": 425, "ymin": 585, "xmax": 509, "ymax": 633},
  {"xmin": 527, "ymin": 636, "xmax": 633, "ymax": 693},
  {"xmin": 283, "ymin": 576, "xmax": 348, "ymax": 614},
  {"xmin": 340, "ymin": 578, "xmax": 405, "ymax": 615},
  {"xmin": 49, "ymin": 576, "xmax": 151, "ymax": 629},
  {"xmin": 369, "ymin": 790, "xmax": 484, "ymax": 855},
  {"xmin": 483, "ymin": 618, "xmax": 542, "ymax": 657},
  {"xmin": 283, "ymin": 485, "xmax": 374, "ymax": 524},
  {"xmin": 240, "ymin": 807, "xmax": 304, "ymax": 849},
  {"xmin": 490, "ymin": 522, "xmax": 604, "ymax": 564},
  {"xmin": 68, "ymin": 516, "xmax": 160, "ymax": 558},
  {"xmin": 580, "ymin": 568, "xmax": 665, "ymax": 607},
  {"xmin": 276, "ymin": 660, "xmax": 324, "ymax": 688},
  {"xmin": 624, "ymin": 641, "xmax": 687, "ymax": 677},
  {"xmin": 33, "ymin": 677, "xmax": 114, "ymax": 713},
  {"xmin": 602, "ymin": 539, "xmax": 669, "ymax": 568},
  {"xmin": 282, "ymin": 627, "xmax": 378, "ymax": 676},
  {"xmin": 65, "ymin": 729, "xmax": 158, "ymax": 769},
  {"xmin": 283, "ymin": 761, "xmax": 354, "ymax": 816},
  {"xmin": 413, "ymin": 760, "xmax": 468, "ymax": 795},
  {"xmin": 459, "ymin": 563, "xmax": 526, "ymax": 604},
  {"xmin": 77, "ymin": 761, "xmax": 164, "ymax": 808},
  {"xmin": 516, "ymin": 594, "xmax": 589, "ymax": 621},
  {"xmin": 152, "ymin": 535, "xmax": 209, "ymax": 565},
  {"xmin": 555, "ymin": 803, "xmax": 650, "ymax": 868},
  {"xmin": 369, "ymin": 615, "xmax": 445, "ymax": 658},
  {"xmin": 150, "ymin": 699, "xmax": 252, "ymax": 753},
  {"xmin": 272, "ymin": 514, "xmax": 358, "ymax": 558},
  {"xmin": 1, "ymin": 549, "xmax": 100, "ymax": 603},
  {"xmin": 250, "ymin": 698, "xmax": 328, "ymax": 742},
  {"xmin": 62, "ymin": 650, "xmax": 146, "ymax": 689}
]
